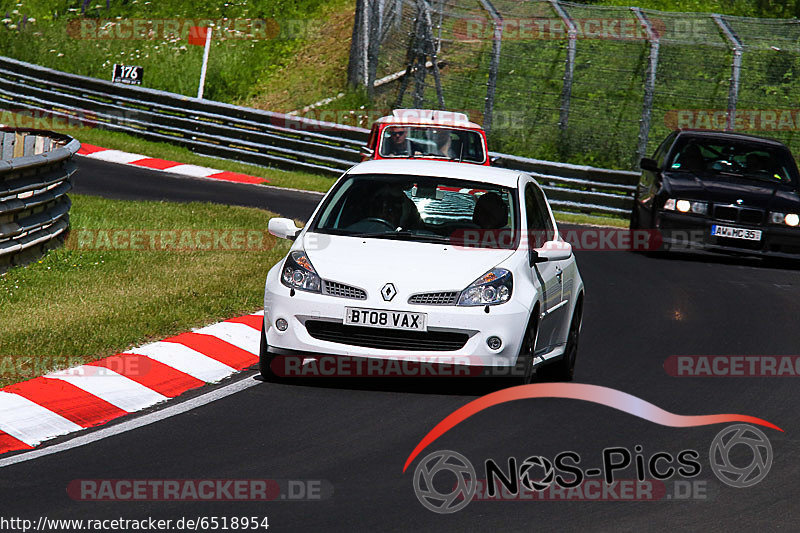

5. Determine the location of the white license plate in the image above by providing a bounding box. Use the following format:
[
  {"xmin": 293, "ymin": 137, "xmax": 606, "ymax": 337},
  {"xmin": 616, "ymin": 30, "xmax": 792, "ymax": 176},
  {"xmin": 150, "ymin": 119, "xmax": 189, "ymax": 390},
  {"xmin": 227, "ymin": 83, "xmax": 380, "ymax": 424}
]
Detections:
[
  {"xmin": 711, "ymin": 225, "xmax": 762, "ymax": 241},
  {"xmin": 344, "ymin": 307, "xmax": 427, "ymax": 331}
]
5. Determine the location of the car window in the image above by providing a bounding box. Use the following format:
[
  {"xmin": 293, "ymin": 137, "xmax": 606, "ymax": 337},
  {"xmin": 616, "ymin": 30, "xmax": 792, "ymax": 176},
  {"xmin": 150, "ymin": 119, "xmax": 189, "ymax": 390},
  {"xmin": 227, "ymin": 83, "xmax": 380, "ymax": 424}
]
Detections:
[
  {"xmin": 667, "ymin": 137, "xmax": 799, "ymax": 185},
  {"xmin": 654, "ymin": 131, "xmax": 677, "ymax": 167},
  {"xmin": 525, "ymin": 182, "xmax": 554, "ymax": 247},
  {"xmin": 312, "ymin": 173, "xmax": 518, "ymax": 248},
  {"xmin": 378, "ymin": 126, "xmax": 485, "ymax": 163}
]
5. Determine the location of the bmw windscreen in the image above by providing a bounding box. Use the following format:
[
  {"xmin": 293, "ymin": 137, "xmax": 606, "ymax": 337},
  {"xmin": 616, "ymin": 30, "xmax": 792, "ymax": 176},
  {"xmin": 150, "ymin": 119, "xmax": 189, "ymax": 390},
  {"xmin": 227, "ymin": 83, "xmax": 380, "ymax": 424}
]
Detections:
[{"xmin": 669, "ymin": 137, "xmax": 800, "ymax": 186}]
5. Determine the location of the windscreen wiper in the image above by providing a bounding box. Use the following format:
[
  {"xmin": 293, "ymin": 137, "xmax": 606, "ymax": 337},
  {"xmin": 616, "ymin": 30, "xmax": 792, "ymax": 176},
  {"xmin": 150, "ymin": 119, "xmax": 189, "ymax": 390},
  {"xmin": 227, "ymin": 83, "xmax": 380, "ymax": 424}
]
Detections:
[{"xmin": 348, "ymin": 230, "xmax": 450, "ymax": 243}]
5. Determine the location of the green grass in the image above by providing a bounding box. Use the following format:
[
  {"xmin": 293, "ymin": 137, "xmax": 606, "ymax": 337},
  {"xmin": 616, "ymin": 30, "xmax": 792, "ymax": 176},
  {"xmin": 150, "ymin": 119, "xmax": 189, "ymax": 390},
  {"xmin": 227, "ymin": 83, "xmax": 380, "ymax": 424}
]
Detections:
[
  {"xmin": 0, "ymin": 0, "xmax": 353, "ymax": 104},
  {"xmin": 0, "ymin": 194, "xmax": 292, "ymax": 387},
  {"xmin": 554, "ymin": 212, "xmax": 629, "ymax": 228}
]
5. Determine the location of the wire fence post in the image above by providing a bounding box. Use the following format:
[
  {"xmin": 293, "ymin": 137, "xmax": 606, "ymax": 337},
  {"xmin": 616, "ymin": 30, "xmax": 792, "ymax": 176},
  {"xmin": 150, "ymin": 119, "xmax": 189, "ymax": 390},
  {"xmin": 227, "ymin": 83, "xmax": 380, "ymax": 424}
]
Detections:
[
  {"xmin": 479, "ymin": 0, "xmax": 502, "ymax": 137},
  {"xmin": 633, "ymin": 7, "xmax": 659, "ymax": 167},
  {"xmin": 550, "ymin": 0, "xmax": 576, "ymax": 135},
  {"xmin": 347, "ymin": 0, "xmax": 369, "ymax": 88},
  {"xmin": 713, "ymin": 14, "xmax": 743, "ymax": 132}
]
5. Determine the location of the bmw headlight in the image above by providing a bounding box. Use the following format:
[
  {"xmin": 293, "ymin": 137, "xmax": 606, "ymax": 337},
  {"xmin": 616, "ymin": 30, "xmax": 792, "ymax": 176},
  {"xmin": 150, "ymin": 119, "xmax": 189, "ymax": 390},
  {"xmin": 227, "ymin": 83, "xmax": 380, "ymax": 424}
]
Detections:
[
  {"xmin": 280, "ymin": 251, "xmax": 321, "ymax": 293},
  {"xmin": 457, "ymin": 268, "xmax": 512, "ymax": 306},
  {"xmin": 663, "ymin": 198, "xmax": 707, "ymax": 215},
  {"xmin": 770, "ymin": 212, "xmax": 800, "ymax": 227}
]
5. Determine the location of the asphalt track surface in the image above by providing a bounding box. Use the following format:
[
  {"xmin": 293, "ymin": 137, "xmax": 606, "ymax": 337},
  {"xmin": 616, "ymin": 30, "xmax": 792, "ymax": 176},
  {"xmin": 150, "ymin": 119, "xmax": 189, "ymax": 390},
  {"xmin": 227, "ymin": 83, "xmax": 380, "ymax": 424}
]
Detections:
[{"xmin": 2, "ymin": 158, "xmax": 798, "ymax": 531}]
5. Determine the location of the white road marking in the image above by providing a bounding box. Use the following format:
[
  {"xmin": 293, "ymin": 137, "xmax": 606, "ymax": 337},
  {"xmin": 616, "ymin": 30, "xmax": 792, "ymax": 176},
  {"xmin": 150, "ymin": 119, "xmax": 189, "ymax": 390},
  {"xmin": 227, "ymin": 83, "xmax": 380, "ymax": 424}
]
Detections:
[
  {"xmin": 165, "ymin": 164, "xmax": 218, "ymax": 177},
  {"xmin": 86, "ymin": 150, "xmax": 148, "ymax": 164},
  {"xmin": 0, "ymin": 376, "xmax": 260, "ymax": 468},
  {"xmin": 46, "ymin": 367, "xmax": 168, "ymax": 412},
  {"xmin": 127, "ymin": 341, "xmax": 237, "ymax": 383},
  {"xmin": 194, "ymin": 322, "xmax": 260, "ymax": 355},
  {"xmin": 0, "ymin": 392, "xmax": 83, "ymax": 446}
]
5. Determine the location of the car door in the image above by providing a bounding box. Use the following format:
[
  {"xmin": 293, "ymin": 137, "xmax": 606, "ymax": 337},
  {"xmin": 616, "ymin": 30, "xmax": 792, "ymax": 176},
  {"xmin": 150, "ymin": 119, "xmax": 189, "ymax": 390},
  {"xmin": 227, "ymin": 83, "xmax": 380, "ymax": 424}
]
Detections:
[
  {"xmin": 638, "ymin": 131, "xmax": 676, "ymax": 226},
  {"xmin": 524, "ymin": 181, "xmax": 565, "ymax": 355}
]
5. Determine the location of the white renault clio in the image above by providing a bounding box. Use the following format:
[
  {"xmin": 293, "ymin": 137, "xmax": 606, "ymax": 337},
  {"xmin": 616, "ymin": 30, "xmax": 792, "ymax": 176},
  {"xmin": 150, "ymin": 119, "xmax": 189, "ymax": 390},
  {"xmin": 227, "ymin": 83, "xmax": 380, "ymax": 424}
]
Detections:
[{"xmin": 261, "ymin": 159, "xmax": 584, "ymax": 383}]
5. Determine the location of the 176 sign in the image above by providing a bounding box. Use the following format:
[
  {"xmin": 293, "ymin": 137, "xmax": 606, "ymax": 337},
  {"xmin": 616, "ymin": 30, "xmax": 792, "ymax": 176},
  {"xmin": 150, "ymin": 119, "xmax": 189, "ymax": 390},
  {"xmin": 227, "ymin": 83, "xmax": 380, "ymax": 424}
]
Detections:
[{"xmin": 112, "ymin": 64, "xmax": 143, "ymax": 85}]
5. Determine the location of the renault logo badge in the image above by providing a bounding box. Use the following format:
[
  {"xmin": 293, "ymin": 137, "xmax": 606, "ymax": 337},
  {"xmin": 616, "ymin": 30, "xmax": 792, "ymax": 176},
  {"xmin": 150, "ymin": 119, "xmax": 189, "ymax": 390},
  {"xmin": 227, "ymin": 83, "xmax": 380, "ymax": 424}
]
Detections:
[{"xmin": 381, "ymin": 283, "xmax": 397, "ymax": 301}]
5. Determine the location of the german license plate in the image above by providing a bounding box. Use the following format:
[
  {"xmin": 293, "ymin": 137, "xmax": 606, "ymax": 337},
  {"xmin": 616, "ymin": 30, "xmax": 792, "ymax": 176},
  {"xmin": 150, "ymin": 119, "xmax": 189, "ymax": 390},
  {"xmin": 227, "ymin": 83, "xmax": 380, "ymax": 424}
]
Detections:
[
  {"xmin": 711, "ymin": 225, "xmax": 762, "ymax": 241},
  {"xmin": 344, "ymin": 307, "xmax": 427, "ymax": 331}
]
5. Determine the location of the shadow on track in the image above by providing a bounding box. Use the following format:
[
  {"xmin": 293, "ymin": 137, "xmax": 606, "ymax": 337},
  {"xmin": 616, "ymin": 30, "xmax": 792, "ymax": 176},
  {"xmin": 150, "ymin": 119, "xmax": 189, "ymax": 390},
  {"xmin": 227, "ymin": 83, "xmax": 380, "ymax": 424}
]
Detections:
[
  {"xmin": 251, "ymin": 373, "xmax": 548, "ymax": 397},
  {"xmin": 632, "ymin": 249, "xmax": 799, "ymax": 271}
]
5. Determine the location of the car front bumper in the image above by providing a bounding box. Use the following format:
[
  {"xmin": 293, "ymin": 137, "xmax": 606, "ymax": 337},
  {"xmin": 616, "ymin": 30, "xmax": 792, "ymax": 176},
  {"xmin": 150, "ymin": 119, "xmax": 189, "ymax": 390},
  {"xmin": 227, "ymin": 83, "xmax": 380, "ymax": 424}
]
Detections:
[
  {"xmin": 656, "ymin": 211, "xmax": 800, "ymax": 259},
  {"xmin": 262, "ymin": 264, "xmax": 533, "ymax": 368}
]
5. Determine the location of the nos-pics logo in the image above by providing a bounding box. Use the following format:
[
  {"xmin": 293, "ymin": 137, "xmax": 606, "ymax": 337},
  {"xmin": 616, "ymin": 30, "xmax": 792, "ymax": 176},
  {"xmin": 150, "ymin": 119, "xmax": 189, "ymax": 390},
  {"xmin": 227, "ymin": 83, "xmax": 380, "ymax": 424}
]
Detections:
[{"xmin": 412, "ymin": 424, "xmax": 773, "ymax": 514}]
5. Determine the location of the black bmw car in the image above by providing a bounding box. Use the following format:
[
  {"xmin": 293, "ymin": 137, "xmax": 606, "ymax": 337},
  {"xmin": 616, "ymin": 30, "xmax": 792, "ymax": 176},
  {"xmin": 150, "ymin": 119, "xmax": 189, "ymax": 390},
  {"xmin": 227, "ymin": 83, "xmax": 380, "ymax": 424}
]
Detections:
[{"xmin": 631, "ymin": 130, "xmax": 800, "ymax": 258}]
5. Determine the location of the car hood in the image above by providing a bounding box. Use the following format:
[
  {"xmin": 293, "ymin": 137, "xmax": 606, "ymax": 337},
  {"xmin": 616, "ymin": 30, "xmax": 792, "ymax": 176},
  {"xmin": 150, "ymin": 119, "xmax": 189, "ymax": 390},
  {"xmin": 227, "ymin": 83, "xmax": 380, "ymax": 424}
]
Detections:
[
  {"xmin": 302, "ymin": 233, "xmax": 516, "ymax": 297},
  {"xmin": 663, "ymin": 171, "xmax": 800, "ymax": 211}
]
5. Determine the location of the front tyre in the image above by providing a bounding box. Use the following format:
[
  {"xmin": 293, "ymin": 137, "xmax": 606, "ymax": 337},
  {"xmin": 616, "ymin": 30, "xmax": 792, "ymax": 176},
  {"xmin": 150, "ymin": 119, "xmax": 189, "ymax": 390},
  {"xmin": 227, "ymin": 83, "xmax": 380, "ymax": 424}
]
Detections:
[
  {"xmin": 539, "ymin": 300, "xmax": 582, "ymax": 382},
  {"xmin": 509, "ymin": 314, "xmax": 538, "ymax": 386},
  {"xmin": 259, "ymin": 319, "xmax": 277, "ymax": 381}
]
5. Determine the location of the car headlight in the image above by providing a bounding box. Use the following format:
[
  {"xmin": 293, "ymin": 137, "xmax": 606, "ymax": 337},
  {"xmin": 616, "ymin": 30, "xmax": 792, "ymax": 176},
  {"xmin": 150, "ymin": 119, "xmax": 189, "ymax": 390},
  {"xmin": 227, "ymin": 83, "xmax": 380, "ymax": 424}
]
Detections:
[
  {"xmin": 457, "ymin": 268, "xmax": 512, "ymax": 306},
  {"xmin": 663, "ymin": 198, "xmax": 707, "ymax": 215},
  {"xmin": 770, "ymin": 212, "xmax": 800, "ymax": 227},
  {"xmin": 280, "ymin": 251, "xmax": 321, "ymax": 293}
]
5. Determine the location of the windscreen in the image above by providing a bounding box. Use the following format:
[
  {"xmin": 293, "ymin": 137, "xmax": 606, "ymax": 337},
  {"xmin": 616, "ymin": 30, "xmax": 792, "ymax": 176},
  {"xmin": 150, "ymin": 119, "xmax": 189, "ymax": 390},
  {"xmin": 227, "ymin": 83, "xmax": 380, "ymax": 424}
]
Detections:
[
  {"xmin": 311, "ymin": 174, "xmax": 518, "ymax": 248},
  {"xmin": 668, "ymin": 137, "xmax": 799, "ymax": 186},
  {"xmin": 378, "ymin": 126, "xmax": 486, "ymax": 164}
]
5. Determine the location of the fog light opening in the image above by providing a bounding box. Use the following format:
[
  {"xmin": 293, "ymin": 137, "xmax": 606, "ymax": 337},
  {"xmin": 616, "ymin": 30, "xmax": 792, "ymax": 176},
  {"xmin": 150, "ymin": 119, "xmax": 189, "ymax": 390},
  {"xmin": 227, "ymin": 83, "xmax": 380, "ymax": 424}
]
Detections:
[
  {"xmin": 487, "ymin": 336, "xmax": 502, "ymax": 350},
  {"xmin": 275, "ymin": 318, "xmax": 289, "ymax": 331}
]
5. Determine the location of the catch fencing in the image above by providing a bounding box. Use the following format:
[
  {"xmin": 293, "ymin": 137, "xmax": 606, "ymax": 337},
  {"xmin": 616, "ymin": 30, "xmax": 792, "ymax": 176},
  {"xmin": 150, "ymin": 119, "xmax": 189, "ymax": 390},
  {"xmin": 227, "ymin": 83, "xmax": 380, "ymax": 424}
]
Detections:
[{"xmin": 351, "ymin": 0, "xmax": 800, "ymax": 169}]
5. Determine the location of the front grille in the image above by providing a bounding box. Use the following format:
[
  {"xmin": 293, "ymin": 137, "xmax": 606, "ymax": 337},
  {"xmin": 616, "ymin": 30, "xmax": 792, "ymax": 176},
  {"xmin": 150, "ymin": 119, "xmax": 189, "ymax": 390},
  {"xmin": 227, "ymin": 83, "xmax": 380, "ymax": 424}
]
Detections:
[
  {"xmin": 712, "ymin": 205, "xmax": 765, "ymax": 225},
  {"xmin": 322, "ymin": 280, "xmax": 367, "ymax": 300},
  {"xmin": 408, "ymin": 291, "xmax": 459, "ymax": 305},
  {"xmin": 713, "ymin": 205, "xmax": 738, "ymax": 221},
  {"xmin": 740, "ymin": 208, "xmax": 764, "ymax": 224},
  {"xmin": 305, "ymin": 321, "xmax": 469, "ymax": 351}
]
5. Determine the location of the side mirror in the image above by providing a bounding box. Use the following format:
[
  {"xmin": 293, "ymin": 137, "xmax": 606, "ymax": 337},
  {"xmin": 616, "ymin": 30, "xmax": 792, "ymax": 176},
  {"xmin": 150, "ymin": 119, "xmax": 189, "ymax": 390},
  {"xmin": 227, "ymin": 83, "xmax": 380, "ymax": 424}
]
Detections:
[
  {"xmin": 268, "ymin": 218, "xmax": 301, "ymax": 240},
  {"xmin": 531, "ymin": 241, "xmax": 572, "ymax": 264},
  {"xmin": 640, "ymin": 157, "xmax": 659, "ymax": 172},
  {"xmin": 360, "ymin": 146, "xmax": 374, "ymax": 159}
]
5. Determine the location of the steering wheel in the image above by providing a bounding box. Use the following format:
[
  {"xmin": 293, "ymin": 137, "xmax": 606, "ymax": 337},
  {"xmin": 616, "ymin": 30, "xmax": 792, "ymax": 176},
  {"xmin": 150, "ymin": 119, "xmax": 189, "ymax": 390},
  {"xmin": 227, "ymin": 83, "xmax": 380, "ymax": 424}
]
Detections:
[{"xmin": 360, "ymin": 217, "xmax": 396, "ymax": 230}]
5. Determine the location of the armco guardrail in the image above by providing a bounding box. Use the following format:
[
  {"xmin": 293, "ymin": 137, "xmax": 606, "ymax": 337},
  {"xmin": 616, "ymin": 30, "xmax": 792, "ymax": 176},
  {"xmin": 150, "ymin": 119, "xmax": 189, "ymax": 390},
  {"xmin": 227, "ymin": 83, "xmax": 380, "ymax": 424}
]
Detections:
[
  {"xmin": 490, "ymin": 153, "xmax": 639, "ymax": 217},
  {"xmin": 0, "ymin": 56, "xmax": 636, "ymax": 219},
  {"xmin": 0, "ymin": 128, "xmax": 79, "ymax": 272}
]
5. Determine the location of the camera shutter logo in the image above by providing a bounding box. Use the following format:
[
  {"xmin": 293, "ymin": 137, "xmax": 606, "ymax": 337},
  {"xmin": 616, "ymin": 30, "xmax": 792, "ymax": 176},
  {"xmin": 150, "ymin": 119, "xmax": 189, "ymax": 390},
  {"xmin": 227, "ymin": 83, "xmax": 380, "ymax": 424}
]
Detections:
[
  {"xmin": 519, "ymin": 455, "xmax": 555, "ymax": 491},
  {"xmin": 709, "ymin": 424, "xmax": 773, "ymax": 488},
  {"xmin": 413, "ymin": 450, "xmax": 477, "ymax": 514}
]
